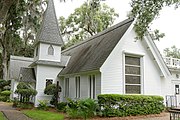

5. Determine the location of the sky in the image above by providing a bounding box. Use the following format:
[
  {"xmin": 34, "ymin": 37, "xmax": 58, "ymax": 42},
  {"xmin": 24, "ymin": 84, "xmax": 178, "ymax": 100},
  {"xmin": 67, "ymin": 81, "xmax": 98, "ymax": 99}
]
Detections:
[{"xmin": 53, "ymin": 0, "xmax": 180, "ymax": 54}]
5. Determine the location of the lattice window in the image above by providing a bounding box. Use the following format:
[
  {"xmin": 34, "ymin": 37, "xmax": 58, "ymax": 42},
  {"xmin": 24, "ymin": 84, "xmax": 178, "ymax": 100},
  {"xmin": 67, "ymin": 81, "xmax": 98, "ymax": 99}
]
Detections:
[
  {"xmin": 46, "ymin": 79, "xmax": 53, "ymax": 87},
  {"xmin": 125, "ymin": 56, "xmax": 141, "ymax": 94}
]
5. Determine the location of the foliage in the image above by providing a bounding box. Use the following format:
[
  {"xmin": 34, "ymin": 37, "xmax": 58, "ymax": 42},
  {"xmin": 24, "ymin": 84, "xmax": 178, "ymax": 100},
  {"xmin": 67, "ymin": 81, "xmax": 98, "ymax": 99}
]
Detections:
[
  {"xmin": 129, "ymin": 0, "xmax": 180, "ymax": 40},
  {"xmin": 0, "ymin": 0, "xmax": 46, "ymax": 80},
  {"xmin": 0, "ymin": 90, "xmax": 11, "ymax": 102},
  {"xmin": 44, "ymin": 83, "xmax": 61, "ymax": 107},
  {"xmin": 23, "ymin": 110, "xmax": 64, "ymax": 120},
  {"xmin": 66, "ymin": 98, "xmax": 98, "ymax": 119},
  {"xmin": 98, "ymin": 94, "xmax": 165, "ymax": 117},
  {"xmin": 0, "ymin": 79, "xmax": 11, "ymax": 91},
  {"xmin": 59, "ymin": 0, "xmax": 119, "ymax": 48},
  {"xmin": 37, "ymin": 100, "xmax": 49, "ymax": 111},
  {"xmin": 57, "ymin": 102, "xmax": 67, "ymax": 112},
  {"xmin": 44, "ymin": 84, "xmax": 56, "ymax": 95},
  {"xmin": 17, "ymin": 102, "xmax": 34, "ymax": 109},
  {"xmin": 164, "ymin": 45, "xmax": 180, "ymax": 59},
  {"xmin": 15, "ymin": 82, "xmax": 37, "ymax": 103}
]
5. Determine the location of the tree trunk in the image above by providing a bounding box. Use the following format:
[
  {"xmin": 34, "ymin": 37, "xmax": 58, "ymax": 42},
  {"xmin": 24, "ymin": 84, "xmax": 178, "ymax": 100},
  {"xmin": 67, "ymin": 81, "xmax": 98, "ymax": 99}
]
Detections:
[{"xmin": 2, "ymin": 47, "xmax": 8, "ymax": 80}]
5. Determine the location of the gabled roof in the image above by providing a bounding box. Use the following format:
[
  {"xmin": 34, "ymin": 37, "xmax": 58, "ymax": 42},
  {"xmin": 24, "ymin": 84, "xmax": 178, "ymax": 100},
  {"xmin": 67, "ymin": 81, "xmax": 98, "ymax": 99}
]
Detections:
[
  {"xmin": 19, "ymin": 68, "xmax": 36, "ymax": 83},
  {"xmin": 59, "ymin": 18, "xmax": 134, "ymax": 75},
  {"xmin": 9, "ymin": 56, "xmax": 33, "ymax": 80},
  {"xmin": 35, "ymin": 0, "xmax": 64, "ymax": 46}
]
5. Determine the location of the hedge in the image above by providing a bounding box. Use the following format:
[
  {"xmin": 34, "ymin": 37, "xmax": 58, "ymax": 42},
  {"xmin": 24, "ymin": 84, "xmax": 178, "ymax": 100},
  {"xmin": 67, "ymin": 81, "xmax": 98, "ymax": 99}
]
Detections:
[{"xmin": 98, "ymin": 94, "xmax": 165, "ymax": 117}]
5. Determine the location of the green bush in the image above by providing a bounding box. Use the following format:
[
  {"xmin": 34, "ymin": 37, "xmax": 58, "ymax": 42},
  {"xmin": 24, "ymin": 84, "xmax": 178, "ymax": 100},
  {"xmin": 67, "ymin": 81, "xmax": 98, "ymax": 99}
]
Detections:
[
  {"xmin": 57, "ymin": 102, "xmax": 67, "ymax": 112},
  {"xmin": 15, "ymin": 82, "xmax": 37, "ymax": 103},
  {"xmin": 17, "ymin": 102, "xmax": 34, "ymax": 109},
  {"xmin": 0, "ymin": 90, "xmax": 11, "ymax": 102},
  {"xmin": 98, "ymin": 94, "xmax": 165, "ymax": 117},
  {"xmin": 37, "ymin": 100, "xmax": 49, "ymax": 110},
  {"xmin": 0, "ymin": 96, "xmax": 6, "ymax": 102},
  {"xmin": 66, "ymin": 98, "xmax": 98, "ymax": 119},
  {"xmin": 1, "ymin": 90, "xmax": 11, "ymax": 96}
]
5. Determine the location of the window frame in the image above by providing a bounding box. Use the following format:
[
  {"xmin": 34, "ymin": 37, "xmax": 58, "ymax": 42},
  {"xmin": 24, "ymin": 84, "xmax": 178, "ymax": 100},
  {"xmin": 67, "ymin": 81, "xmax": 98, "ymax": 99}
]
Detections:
[
  {"xmin": 64, "ymin": 78, "xmax": 69, "ymax": 97},
  {"xmin": 123, "ymin": 53, "xmax": 144, "ymax": 94},
  {"xmin": 89, "ymin": 75, "xmax": 96, "ymax": 99},
  {"xmin": 45, "ymin": 79, "xmax": 53, "ymax": 87},
  {"xmin": 48, "ymin": 44, "xmax": 54, "ymax": 55},
  {"xmin": 75, "ymin": 76, "xmax": 80, "ymax": 98}
]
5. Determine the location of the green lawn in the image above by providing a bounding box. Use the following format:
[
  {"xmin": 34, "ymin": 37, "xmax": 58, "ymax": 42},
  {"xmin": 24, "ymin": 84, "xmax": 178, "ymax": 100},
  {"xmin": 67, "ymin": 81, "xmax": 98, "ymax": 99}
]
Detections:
[
  {"xmin": 22, "ymin": 110, "xmax": 64, "ymax": 120},
  {"xmin": 0, "ymin": 112, "xmax": 6, "ymax": 120}
]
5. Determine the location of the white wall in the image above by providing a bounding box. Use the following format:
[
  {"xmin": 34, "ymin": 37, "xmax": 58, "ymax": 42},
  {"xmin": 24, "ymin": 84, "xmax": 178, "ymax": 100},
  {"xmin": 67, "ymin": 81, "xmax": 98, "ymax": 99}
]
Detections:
[
  {"xmin": 37, "ymin": 43, "xmax": 61, "ymax": 62},
  {"xmin": 60, "ymin": 72, "xmax": 101, "ymax": 102},
  {"xmin": 100, "ymin": 28, "xmax": 171, "ymax": 98},
  {"xmin": 35, "ymin": 65, "xmax": 62, "ymax": 106}
]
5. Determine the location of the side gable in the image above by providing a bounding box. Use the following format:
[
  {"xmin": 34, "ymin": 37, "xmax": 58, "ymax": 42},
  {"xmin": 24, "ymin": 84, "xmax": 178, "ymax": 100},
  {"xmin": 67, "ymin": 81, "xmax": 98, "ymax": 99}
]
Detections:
[
  {"xmin": 59, "ymin": 18, "xmax": 134, "ymax": 75},
  {"xmin": 9, "ymin": 56, "xmax": 33, "ymax": 80},
  {"xmin": 143, "ymin": 33, "xmax": 171, "ymax": 77}
]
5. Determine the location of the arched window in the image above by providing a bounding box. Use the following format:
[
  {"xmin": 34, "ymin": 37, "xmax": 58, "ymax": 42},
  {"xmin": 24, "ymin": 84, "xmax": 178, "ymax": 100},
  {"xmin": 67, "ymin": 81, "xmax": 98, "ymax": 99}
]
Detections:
[{"xmin": 48, "ymin": 45, "xmax": 54, "ymax": 55}]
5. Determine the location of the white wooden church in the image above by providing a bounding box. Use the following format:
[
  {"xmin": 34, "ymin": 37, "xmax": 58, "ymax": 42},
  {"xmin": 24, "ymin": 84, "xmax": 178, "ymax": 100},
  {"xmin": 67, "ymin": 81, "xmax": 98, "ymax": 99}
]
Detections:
[{"xmin": 9, "ymin": 0, "xmax": 180, "ymax": 107}]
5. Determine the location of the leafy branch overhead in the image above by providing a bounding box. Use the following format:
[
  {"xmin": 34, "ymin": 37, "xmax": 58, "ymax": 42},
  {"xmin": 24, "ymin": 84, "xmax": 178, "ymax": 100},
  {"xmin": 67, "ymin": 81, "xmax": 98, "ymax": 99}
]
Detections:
[
  {"xmin": 59, "ymin": 0, "xmax": 119, "ymax": 48},
  {"xmin": 129, "ymin": 0, "xmax": 180, "ymax": 40}
]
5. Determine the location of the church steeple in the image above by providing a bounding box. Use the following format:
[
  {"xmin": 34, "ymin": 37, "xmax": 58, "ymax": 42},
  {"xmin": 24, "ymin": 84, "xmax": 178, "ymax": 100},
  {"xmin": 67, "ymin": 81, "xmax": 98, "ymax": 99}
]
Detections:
[{"xmin": 35, "ymin": 0, "xmax": 64, "ymax": 46}]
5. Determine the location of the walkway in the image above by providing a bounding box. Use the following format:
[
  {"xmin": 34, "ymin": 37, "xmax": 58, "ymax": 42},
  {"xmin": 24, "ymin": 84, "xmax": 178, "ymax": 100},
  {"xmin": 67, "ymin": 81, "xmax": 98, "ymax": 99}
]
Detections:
[{"xmin": 0, "ymin": 102, "xmax": 32, "ymax": 120}]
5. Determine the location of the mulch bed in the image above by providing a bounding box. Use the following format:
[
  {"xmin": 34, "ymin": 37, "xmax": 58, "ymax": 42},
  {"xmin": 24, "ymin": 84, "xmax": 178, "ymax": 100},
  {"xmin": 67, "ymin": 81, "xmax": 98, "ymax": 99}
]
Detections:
[{"xmin": 64, "ymin": 112, "xmax": 169, "ymax": 120}]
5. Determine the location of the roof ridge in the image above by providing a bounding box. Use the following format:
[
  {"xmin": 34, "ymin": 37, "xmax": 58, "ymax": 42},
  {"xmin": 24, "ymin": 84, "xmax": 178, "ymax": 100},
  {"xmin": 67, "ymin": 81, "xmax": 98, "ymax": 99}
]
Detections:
[{"xmin": 62, "ymin": 18, "xmax": 134, "ymax": 53}]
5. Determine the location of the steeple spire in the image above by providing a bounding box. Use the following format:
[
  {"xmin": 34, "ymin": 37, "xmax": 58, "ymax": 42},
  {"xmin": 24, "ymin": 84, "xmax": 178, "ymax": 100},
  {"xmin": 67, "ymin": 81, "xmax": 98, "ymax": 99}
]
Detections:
[{"xmin": 35, "ymin": 0, "xmax": 64, "ymax": 46}]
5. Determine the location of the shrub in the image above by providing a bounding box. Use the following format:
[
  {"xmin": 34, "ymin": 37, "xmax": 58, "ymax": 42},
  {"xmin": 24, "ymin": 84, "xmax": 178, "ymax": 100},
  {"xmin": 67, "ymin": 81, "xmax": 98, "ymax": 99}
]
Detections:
[
  {"xmin": 44, "ymin": 84, "xmax": 61, "ymax": 107},
  {"xmin": 98, "ymin": 94, "xmax": 165, "ymax": 117},
  {"xmin": 57, "ymin": 102, "xmax": 67, "ymax": 112},
  {"xmin": 37, "ymin": 100, "xmax": 49, "ymax": 110},
  {"xmin": 15, "ymin": 82, "xmax": 37, "ymax": 103},
  {"xmin": 17, "ymin": 102, "xmax": 34, "ymax": 109},
  {"xmin": 66, "ymin": 98, "xmax": 98, "ymax": 119},
  {"xmin": 0, "ymin": 90, "xmax": 11, "ymax": 102}
]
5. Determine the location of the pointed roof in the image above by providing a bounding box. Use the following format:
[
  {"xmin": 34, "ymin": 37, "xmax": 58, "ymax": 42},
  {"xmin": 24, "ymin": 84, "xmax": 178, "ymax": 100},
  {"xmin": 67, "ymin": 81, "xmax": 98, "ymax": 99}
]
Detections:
[
  {"xmin": 35, "ymin": 0, "xmax": 64, "ymax": 46},
  {"xmin": 59, "ymin": 18, "xmax": 134, "ymax": 75}
]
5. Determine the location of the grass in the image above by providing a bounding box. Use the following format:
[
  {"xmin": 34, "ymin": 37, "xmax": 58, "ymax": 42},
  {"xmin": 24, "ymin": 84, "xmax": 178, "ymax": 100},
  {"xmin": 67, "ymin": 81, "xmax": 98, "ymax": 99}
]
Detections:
[
  {"xmin": 22, "ymin": 109, "xmax": 64, "ymax": 120},
  {"xmin": 0, "ymin": 112, "xmax": 6, "ymax": 120}
]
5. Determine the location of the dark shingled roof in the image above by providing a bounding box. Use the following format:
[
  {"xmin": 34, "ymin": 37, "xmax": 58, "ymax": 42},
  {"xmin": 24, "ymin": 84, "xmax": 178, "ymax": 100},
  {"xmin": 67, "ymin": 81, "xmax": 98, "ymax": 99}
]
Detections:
[
  {"xmin": 19, "ymin": 68, "xmax": 36, "ymax": 83},
  {"xmin": 35, "ymin": 0, "xmax": 64, "ymax": 46},
  {"xmin": 59, "ymin": 18, "xmax": 134, "ymax": 75}
]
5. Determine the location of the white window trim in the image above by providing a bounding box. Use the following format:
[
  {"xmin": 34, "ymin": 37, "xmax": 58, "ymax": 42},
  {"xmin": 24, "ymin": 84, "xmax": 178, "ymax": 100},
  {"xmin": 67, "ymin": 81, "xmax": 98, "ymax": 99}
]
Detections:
[
  {"xmin": 123, "ymin": 52, "xmax": 144, "ymax": 94},
  {"xmin": 89, "ymin": 75, "xmax": 96, "ymax": 99},
  {"xmin": 48, "ymin": 45, "xmax": 54, "ymax": 56},
  {"xmin": 64, "ymin": 78, "xmax": 69, "ymax": 97},
  {"xmin": 45, "ymin": 78, "xmax": 53, "ymax": 87}
]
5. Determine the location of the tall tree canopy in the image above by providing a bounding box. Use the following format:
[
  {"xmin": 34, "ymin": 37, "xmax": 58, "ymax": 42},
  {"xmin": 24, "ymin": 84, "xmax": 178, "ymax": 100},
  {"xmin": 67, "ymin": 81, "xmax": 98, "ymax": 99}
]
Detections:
[
  {"xmin": 59, "ymin": 0, "xmax": 119, "ymax": 48},
  {"xmin": 129, "ymin": 0, "xmax": 180, "ymax": 40},
  {"xmin": 164, "ymin": 45, "xmax": 180, "ymax": 59},
  {"xmin": 0, "ymin": 0, "xmax": 46, "ymax": 80}
]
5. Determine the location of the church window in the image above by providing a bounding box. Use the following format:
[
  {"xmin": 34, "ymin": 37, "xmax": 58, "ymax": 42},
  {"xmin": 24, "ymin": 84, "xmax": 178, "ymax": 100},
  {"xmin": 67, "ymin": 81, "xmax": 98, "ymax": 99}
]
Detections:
[
  {"xmin": 125, "ymin": 55, "xmax": 142, "ymax": 94},
  {"xmin": 89, "ymin": 75, "xmax": 96, "ymax": 99},
  {"xmin": 46, "ymin": 79, "xmax": 53, "ymax": 87},
  {"xmin": 65, "ymin": 78, "xmax": 69, "ymax": 97},
  {"xmin": 36, "ymin": 47, "xmax": 38, "ymax": 56},
  {"xmin": 75, "ymin": 76, "xmax": 80, "ymax": 98},
  {"xmin": 48, "ymin": 45, "xmax": 54, "ymax": 55}
]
